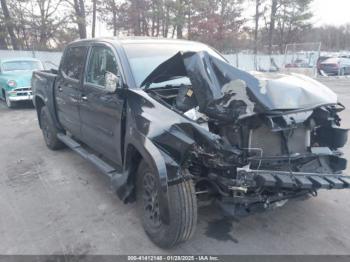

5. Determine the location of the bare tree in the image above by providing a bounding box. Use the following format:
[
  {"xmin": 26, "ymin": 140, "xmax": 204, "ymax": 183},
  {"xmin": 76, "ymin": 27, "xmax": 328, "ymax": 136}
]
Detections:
[
  {"xmin": 70, "ymin": 0, "xmax": 87, "ymax": 38},
  {"xmin": 175, "ymin": 0, "xmax": 184, "ymax": 39},
  {"xmin": 275, "ymin": 0, "xmax": 312, "ymax": 52},
  {"xmin": 0, "ymin": 0, "xmax": 320, "ymax": 53},
  {"xmin": 32, "ymin": 0, "xmax": 68, "ymax": 49},
  {"xmin": 110, "ymin": 0, "xmax": 118, "ymax": 36},
  {"xmin": 0, "ymin": 0, "xmax": 19, "ymax": 49},
  {"xmin": 253, "ymin": 0, "xmax": 264, "ymax": 55},
  {"xmin": 268, "ymin": 0, "xmax": 278, "ymax": 54},
  {"xmin": 100, "ymin": 0, "xmax": 129, "ymax": 36},
  {"xmin": 0, "ymin": 20, "xmax": 9, "ymax": 49}
]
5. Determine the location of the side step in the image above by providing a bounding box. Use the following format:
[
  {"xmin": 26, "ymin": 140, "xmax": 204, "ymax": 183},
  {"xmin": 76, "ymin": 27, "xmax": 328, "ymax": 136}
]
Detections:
[{"xmin": 57, "ymin": 133, "xmax": 121, "ymax": 179}]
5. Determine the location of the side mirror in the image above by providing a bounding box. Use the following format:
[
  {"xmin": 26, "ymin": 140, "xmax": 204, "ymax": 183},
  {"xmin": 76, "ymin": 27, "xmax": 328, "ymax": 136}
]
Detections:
[{"xmin": 105, "ymin": 71, "xmax": 120, "ymax": 93}]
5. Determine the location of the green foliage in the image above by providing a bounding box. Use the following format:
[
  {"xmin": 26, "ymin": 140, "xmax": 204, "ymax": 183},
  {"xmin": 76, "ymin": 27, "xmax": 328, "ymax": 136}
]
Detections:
[{"xmin": 274, "ymin": 0, "xmax": 313, "ymax": 51}]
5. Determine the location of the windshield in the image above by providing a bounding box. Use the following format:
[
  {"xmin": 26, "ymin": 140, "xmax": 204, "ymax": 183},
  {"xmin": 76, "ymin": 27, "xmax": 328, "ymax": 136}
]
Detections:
[
  {"xmin": 123, "ymin": 42, "xmax": 226, "ymax": 88},
  {"xmin": 2, "ymin": 60, "xmax": 43, "ymax": 72}
]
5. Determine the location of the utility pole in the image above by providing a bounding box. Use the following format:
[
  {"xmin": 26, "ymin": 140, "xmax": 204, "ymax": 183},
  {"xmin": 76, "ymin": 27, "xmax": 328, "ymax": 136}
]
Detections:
[{"xmin": 92, "ymin": 0, "xmax": 97, "ymax": 38}]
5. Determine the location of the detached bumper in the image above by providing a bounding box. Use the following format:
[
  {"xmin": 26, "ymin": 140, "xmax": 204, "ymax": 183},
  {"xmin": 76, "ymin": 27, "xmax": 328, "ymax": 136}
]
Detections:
[
  {"xmin": 240, "ymin": 169, "xmax": 350, "ymax": 190},
  {"xmin": 217, "ymin": 169, "xmax": 350, "ymax": 216}
]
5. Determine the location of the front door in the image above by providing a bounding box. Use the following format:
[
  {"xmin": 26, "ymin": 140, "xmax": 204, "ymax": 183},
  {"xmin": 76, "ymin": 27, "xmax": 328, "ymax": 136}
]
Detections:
[
  {"xmin": 80, "ymin": 44, "xmax": 124, "ymax": 165},
  {"xmin": 55, "ymin": 46, "xmax": 88, "ymax": 137}
]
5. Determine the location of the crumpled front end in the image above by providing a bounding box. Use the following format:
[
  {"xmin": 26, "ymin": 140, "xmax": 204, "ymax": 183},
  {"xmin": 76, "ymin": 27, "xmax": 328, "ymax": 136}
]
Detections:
[{"xmin": 142, "ymin": 51, "xmax": 349, "ymax": 216}]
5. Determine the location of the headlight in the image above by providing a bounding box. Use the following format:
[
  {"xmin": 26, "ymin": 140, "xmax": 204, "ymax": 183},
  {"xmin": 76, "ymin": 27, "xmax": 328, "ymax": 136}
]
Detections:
[{"xmin": 7, "ymin": 80, "xmax": 17, "ymax": 88}]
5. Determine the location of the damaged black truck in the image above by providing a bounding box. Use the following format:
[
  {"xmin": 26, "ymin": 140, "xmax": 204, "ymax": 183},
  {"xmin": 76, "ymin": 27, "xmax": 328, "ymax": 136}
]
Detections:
[{"xmin": 32, "ymin": 38, "xmax": 349, "ymax": 248}]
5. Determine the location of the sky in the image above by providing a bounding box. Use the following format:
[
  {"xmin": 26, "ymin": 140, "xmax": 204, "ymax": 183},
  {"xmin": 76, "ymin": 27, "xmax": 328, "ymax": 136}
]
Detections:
[
  {"xmin": 311, "ymin": 0, "xmax": 350, "ymax": 26},
  {"xmin": 95, "ymin": 0, "xmax": 350, "ymax": 37}
]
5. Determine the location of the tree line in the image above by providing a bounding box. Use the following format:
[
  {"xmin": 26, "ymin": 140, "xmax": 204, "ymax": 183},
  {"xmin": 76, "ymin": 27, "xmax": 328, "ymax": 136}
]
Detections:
[{"xmin": 0, "ymin": 0, "xmax": 350, "ymax": 53}]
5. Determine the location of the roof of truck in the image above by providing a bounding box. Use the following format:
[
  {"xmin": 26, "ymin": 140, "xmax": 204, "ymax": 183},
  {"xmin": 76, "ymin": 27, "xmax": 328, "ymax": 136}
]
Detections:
[{"xmin": 69, "ymin": 36, "xmax": 205, "ymax": 47}]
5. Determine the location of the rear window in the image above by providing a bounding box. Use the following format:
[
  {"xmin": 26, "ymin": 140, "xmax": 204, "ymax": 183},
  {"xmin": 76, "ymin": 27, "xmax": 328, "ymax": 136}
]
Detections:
[
  {"xmin": 2, "ymin": 60, "xmax": 43, "ymax": 71},
  {"xmin": 61, "ymin": 46, "xmax": 88, "ymax": 80},
  {"xmin": 322, "ymin": 58, "xmax": 340, "ymax": 64}
]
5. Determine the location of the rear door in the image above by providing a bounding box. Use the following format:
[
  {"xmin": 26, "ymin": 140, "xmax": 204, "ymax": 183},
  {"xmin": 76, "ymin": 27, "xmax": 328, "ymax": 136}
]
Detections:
[
  {"xmin": 55, "ymin": 45, "xmax": 88, "ymax": 136},
  {"xmin": 80, "ymin": 44, "xmax": 124, "ymax": 164}
]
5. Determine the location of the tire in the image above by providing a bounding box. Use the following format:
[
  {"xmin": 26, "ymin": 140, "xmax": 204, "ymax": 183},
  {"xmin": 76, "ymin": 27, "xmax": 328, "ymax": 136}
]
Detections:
[
  {"xmin": 136, "ymin": 160, "xmax": 197, "ymax": 248},
  {"xmin": 339, "ymin": 68, "xmax": 345, "ymax": 76},
  {"xmin": 40, "ymin": 105, "xmax": 65, "ymax": 150},
  {"xmin": 4, "ymin": 92, "xmax": 15, "ymax": 108}
]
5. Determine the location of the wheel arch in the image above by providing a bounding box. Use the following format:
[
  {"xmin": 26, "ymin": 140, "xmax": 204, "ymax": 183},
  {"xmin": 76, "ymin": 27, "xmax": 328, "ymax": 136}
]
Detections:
[
  {"xmin": 112, "ymin": 135, "xmax": 174, "ymax": 224},
  {"xmin": 34, "ymin": 95, "xmax": 46, "ymax": 128},
  {"xmin": 120, "ymin": 143, "xmax": 143, "ymax": 202}
]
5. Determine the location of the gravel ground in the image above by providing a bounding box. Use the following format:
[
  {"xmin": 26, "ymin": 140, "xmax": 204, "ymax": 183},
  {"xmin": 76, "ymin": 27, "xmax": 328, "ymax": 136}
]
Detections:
[{"xmin": 0, "ymin": 78, "xmax": 350, "ymax": 255}]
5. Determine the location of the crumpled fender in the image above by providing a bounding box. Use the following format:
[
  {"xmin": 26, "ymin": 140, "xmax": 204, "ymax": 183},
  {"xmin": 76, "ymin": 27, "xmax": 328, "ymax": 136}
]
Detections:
[
  {"xmin": 112, "ymin": 88, "xmax": 242, "ymax": 224},
  {"xmin": 119, "ymin": 127, "xmax": 172, "ymax": 224},
  {"xmin": 112, "ymin": 89, "xmax": 186, "ymax": 224}
]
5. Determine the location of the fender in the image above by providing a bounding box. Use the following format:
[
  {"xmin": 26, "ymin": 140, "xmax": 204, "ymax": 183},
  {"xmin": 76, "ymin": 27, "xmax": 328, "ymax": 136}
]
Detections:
[{"xmin": 112, "ymin": 127, "xmax": 175, "ymax": 224}]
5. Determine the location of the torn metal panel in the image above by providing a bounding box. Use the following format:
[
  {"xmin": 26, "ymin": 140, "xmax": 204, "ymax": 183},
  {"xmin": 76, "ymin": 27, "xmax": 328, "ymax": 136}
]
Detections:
[{"xmin": 142, "ymin": 51, "xmax": 338, "ymax": 121}]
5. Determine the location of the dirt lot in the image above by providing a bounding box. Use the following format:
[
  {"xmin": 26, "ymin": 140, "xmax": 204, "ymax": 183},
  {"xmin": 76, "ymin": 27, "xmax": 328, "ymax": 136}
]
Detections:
[{"xmin": 1, "ymin": 77, "xmax": 350, "ymax": 255}]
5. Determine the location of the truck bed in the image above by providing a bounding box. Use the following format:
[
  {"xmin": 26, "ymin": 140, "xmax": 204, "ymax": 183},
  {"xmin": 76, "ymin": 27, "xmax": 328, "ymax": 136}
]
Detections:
[{"xmin": 32, "ymin": 69, "xmax": 61, "ymax": 130}]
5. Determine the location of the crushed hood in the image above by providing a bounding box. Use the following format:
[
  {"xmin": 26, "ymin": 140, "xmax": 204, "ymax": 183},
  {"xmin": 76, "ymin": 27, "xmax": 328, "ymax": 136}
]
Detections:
[
  {"xmin": 250, "ymin": 71, "xmax": 338, "ymax": 110},
  {"xmin": 141, "ymin": 51, "xmax": 338, "ymax": 121}
]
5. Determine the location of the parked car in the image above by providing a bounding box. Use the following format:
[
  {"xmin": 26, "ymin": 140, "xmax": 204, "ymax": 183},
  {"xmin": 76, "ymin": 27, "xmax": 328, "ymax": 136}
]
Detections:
[
  {"xmin": 319, "ymin": 57, "xmax": 350, "ymax": 76},
  {"xmin": 316, "ymin": 55, "xmax": 332, "ymax": 75},
  {"xmin": 285, "ymin": 58, "xmax": 311, "ymax": 68},
  {"xmin": 0, "ymin": 57, "xmax": 43, "ymax": 108},
  {"xmin": 32, "ymin": 38, "xmax": 349, "ymax": 248}
]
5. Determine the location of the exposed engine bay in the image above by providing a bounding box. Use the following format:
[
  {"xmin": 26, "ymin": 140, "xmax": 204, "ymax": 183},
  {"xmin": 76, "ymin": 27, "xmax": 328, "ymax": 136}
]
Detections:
[{"xmin": 142, "ymin": 51, "xmax": 349, "ymax": 215}]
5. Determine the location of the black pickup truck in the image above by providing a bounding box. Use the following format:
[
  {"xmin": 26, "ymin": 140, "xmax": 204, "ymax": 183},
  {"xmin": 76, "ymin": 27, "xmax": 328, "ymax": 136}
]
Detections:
[{"xmin": 32, "ymin": 37, "xmax": 349, "ymax": 248}]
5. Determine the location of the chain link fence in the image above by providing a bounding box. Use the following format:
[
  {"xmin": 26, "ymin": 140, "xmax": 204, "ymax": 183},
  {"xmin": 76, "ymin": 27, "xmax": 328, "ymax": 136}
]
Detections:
[
  {"xmin": 0, "ymin": 50, "xmax": 62, "ymax": 70},
  {"xmin": 0, "ymin": 44, "xmax": 322, "ymax": 77}
]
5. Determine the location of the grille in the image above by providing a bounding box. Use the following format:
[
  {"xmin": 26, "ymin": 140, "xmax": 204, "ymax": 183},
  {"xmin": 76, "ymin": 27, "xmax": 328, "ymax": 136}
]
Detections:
[{"xmin": 14, "ymin": 87, "xmax": 31, "ymax": 92}]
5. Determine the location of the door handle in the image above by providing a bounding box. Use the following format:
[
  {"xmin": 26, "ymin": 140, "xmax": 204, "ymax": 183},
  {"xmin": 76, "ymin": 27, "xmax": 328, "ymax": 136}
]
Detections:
[{"xmin": 81, "ymin": 96, "xmax": 88, "ymax": 102}]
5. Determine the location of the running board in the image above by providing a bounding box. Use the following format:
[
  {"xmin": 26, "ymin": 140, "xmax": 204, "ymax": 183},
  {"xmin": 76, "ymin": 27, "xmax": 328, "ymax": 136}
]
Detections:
[{"xmin": 57, "ymin": 133, "xmax": 121, "ymax": 179}]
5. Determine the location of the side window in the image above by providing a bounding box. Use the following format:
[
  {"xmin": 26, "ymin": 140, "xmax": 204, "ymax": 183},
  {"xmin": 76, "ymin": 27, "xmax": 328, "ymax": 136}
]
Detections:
[
  {"xmin": 86, "ymin": 46, "xmax": 118, "ymax": 87},
  {"xmin": 61, "ymin": 46, "xmax": 88, "ymax": 80}
]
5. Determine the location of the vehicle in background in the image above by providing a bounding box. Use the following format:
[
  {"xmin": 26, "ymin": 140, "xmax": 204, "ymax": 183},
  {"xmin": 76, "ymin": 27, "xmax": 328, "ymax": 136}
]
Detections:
[
  {"xmin": 316, "ymin": 56, "xmax": 332, "ymax": 75},
  {"xmin": 285, "ymin": 58, "xmax": 311, "ymax": 68},
  {"xmin": 319, "ymin": 57, "xmax": 350, "ymax": 76},
  {"xmin": 0, "ymin": 57, "xmax": 43, "ymax": 108}
]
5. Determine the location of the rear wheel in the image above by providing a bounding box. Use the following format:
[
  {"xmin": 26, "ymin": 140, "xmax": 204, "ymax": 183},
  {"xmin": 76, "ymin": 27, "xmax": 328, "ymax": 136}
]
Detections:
[
  {"xmin": 136, "ymin": 160, "xmax": 197, "ymax": 248},
  {"xmin": 40, "ymin": 105, "xmax": 65, "ymax": 150}
]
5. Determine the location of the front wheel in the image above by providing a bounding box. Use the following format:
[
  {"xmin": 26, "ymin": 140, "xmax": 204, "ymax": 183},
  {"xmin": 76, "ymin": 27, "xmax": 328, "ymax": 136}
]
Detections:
[
  {"xmin": 136, "ymin": 161, "xmax": 197, "ymax": 248},
  {"xmin": 5, "ymin": 92, "xmax": 15, "ymax": 108}
]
